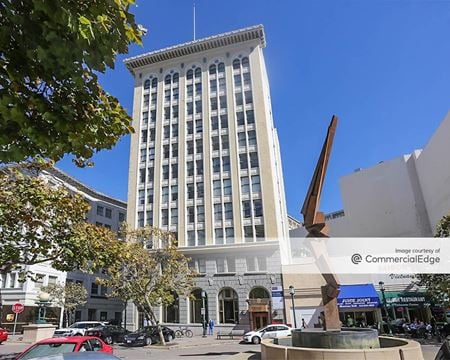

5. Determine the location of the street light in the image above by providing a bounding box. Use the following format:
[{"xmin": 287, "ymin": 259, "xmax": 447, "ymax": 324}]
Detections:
[
  {"xmin": 289, "ymin": 285, "xmax": 297, "ymax": 329},
  {"xmin": 379, "ymin": 281, "xmax": 392, "ymax": 335},
  {"xmin": 35, "ymin": 291, "xmax": 51, "ymax": 324},
  {"xmin": 201, "ymin": 291, "xmax": 207, "ymax": 337}
]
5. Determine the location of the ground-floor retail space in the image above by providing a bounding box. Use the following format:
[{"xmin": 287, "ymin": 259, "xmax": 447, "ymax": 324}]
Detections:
[{"xmin": 380, "ymin": 291, "xmax": 431, "ymax": 323}]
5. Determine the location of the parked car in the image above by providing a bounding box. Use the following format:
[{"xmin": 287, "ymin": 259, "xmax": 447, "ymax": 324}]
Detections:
[
  {"xmin": 23, "ymin": 353, "xmax": 120, "ymax": 360},
  {"xmin": 0, "ymin": 327, "xmax": 8, "ymax": 344},
  {"xmin": 17, "ymin": 336, "xmax": 113, "ymax": 360},
  {"xmin": 53, "ymin": 322, "xmax": 108, "ymax": 337},
  {"xmin": 123, "ymin": 326, "xmax": 175, "ymax": 346},
  {"xmin": 243, "ymin": 324, "xmax": 292, "ymax": 344},
  {"xmin": 85, "ymin": 325, "xmax": 130, "ymax": 344}
]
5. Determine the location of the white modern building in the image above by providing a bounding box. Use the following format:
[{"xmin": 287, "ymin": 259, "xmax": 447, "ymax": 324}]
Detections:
[
  {"xmin": 0, "ymin": 167, "xmax": 127, "ymax": 330},
  {"xmin": 124, "ymin": 25, "xmax": 290, "ymax": 332}
]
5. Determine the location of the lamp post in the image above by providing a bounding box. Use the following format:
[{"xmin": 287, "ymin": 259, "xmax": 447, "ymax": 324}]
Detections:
[
  {"xmin": 379, "ymin": 281, "xmax": 392, "ymax": 335},
  {"xmin": 35, "ymin": 291, "xmax": 51, "ymax": 324},
  {"xmin": 289, "ymin": 285, "xmax": 297, "ymax": 329},
  {"xmin": 201, "ymin": 291, "xmax": 207, "ymax": 337}
]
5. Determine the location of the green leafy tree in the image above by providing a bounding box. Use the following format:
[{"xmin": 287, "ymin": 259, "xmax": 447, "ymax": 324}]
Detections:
[
  {"xmin": 0, "ymin": 162, "xmax": 124, "ymax": 324},
  {"xmin": 42, "ymin": 282, "xmax": 88, "ymax": 327},
  {"xmin": 0, "ymin": 0, "xmax": 144, "ymax": 166},
  {"xmin": 98, "ymin": 226, "xmax": 196, "ymax": 345},
  {"xmin": 416, "ymin": 213, "xmax": 450, "ymax": 307}
]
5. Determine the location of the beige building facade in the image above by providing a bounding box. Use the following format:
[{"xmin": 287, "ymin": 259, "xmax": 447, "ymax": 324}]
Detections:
[{"xmin": 124, "ymin": 25, "xmax": 290, "ymax": 332}]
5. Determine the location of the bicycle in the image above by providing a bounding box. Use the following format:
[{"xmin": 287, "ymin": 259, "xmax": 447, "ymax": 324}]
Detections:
[{"xmin": 175, "ymin": 326, "xmax": 193, "ymax": 338}]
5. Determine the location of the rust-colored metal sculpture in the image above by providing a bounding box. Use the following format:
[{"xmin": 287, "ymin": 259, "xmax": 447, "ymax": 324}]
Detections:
[{"xmin": 301, "ymin": 115, "xmax": 341, "ymax": 331}]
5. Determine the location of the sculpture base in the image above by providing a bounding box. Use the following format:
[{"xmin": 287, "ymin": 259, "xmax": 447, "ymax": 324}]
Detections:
[
  {"xmin": 22, "ymin": 324, "xmax": 57, "ymax": 343},
  {"xmin": 291, "ymin": 328, "xmax": 380, "ymax": 349}
]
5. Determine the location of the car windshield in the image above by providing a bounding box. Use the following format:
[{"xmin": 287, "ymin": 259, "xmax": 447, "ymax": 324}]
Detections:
[{"xmin": 19, "ymin": 343, "xmax": 77, "ymax": 359}]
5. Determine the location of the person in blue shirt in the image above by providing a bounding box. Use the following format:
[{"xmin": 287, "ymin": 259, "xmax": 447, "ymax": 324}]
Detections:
[{"xmin": 208, "ymin": 319, "xmax": 215, "ymax": 335}]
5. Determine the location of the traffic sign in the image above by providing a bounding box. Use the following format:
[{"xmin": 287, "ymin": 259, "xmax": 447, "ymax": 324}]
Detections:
[{"xmin": 12, "ymin": 303, "xmax": 24, "ymax": 314}]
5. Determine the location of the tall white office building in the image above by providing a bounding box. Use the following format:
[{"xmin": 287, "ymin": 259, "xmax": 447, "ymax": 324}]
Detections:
[{"xmin": 124, "ymin": 25, "xmax": 289, "ymax": 332}]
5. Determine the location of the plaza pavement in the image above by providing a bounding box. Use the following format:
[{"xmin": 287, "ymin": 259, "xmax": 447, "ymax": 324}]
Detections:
[{"xmin": 0, "ymin": 335, "xmax": 441, "ymax": 360}]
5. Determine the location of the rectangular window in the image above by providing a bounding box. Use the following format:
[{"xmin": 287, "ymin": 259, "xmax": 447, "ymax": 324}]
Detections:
[
  {"xmin": 212, "ymin": 136, "xmax": 220, "ymax": 151},
  {"xmin": 214, "ymin": 204, "xmax": 222, "ymax": 221},
  {"xmin": 161, "ymin": 209, "xmax": 169, "ymax": 226},
  {"xmin": 241, "ymin": 177, "xmax": 250, "ymax": 194},
  {"xmin": 9, "ymin": 273, "xmax": 17, "ymax": 288},
  {"xmin": 220, "ymin": 115, "xmax": 228, "ymax": 129},
  {"xmin": 223, "ymin": 179, "xmax": 232, "ymax": 196},
  {"xmin": 234, "ymin": 74, "xmax": 242, "ymax": 86},
  {"xmin": 91, "ymin": 282, "xmax": 99, "ymax": 295},
  {"xmin": 143, "ymin": 94, "xmax": 149, "ymax": 107},
  {"xmin": 198, "ymin": 259, "xmax": 206, "ymax": 273},
  {"xmin": 148, "ymin": 167, "xmax": 154, "ymax": 181},
  {"xmin": 253, "ymin": 199, "xmax": 263, "ymax": 217},
  {"xmin": 147, "ymin": 189, "xmax": 154, "ymax": 204},
  {"xmin": 187, "ymin": 102, "xmax": 193, "ymax": 115},
  {"xmin": 248, "ymin": 130, "xmax": 257, "ymax": 146},
  {"xmin": 238, "ymin": 132, "xmax": 246, "ymax": 147},
  {"xmin": 149, "ymin": 147, "xmax": 155, "ymax": 160},
  {"xmin": 246, "ymin": 110, "xmax": 255, "ymax": 124},
  {"xmin": 164, "ymin": 106, "xmax": 170, "ymax": 119},
  {"xmin": 171, "ymin": 208, "xmax": 178, "ymax": 225},
  {"xmin": 250, "ymin": 153, "xmax": 259, "ymax": 168},
  {"xmin": 187, "ymin": 230, "xmax": 195, "ymax": 246},
  {"xmin": 211, "ymin": 116, "xmax": 219, "ymax": 130},
  {"xmin": 171, "ymin": 163, "xmax": 178, "ymax": 178},
  {"xmin": 244, "ymin": 226, "xmax": 254, "ymax": 242},
  {"xmin": 142, "ymin": 111, "xmax": 149, "ymax": 124},
  {"xmin": 119, "ymin": 213, "xmax": 125, "ymax": 222},
  {"xmin": 172, "ymin": 124, "xmax": 178, "ymax": 137},
  {"xmin": 215, "ymin": 228, "xmax": 224, "ymax": 244},
  {"xmin": 221, "ymin": 134, "xmax": 229, "ymax": 150},
  {"xmin": 187, "ymin": 161, "xmax": 194, "ymax": 176},
  {"xmin": 210, "ymin": 79, "xmax": 217, "ymax": 92},
  {"xmin": 235, "ymin": 92, "xmax": 243, "ymax": 106},
  {"xmin": 139, "ymin": 190, "xmax": 145, "ymax": 205},
  {"xmin": 257, "ymin": 257, "xmax": 267, "ymax": 271},
  {"xmin": 196, "ymin": 182, "xmax": 204, "ymax": 198},
  {"xmin": 165, "ymin": 90, "xmax": 171, "ymax": 102},
  {"xmin": 150, "ymin": 129, "xmax": 155, "ymax": 141},
  {"xmin": 195, "ymin": 100, "xmax": 202, "ymax": 114},
  {"xmin": 187, "ymin": 207, "xmax": 195, "ymax": 224},
  {"xmin": 197, "ymin": 230, "xmax": 205, "ymax": 245},
  {"xmin": 219, "ymin": 77, "xmax": 226, "ymax": 92},
  {"xmin": 252, "ymin": 175, "xmax": 261, "ymax": 193},
  {"xmin": 216, "ymin": 258, "xmax": 225, "ymax": 273},
  {"xmin": 225, "ymin": 227, "xmax": 234, "ymax": 244},
  {"xmin": 195, "ymin": 83, "xmax": 202, "ymax": 95},
  {"xmin": 97, "ymin": 205, "xmax": 104, "ymax": 216},
  {"xmin": 140, "ymin": 149, "xmax": 147, "ymax": 162},
  {"xmin": 196, "ymin": 139, "xmax": 203, "ymax": 153},
  {"xmin": 161, "ymin": 186, "xmax": 169, "ymax": 203},
  {"xmin": 219, "ymin": 95, "xmax": 227, "ymax": 109},
  {"xmin": 187, "ymin": 121, "xmax": 194, "ymax": 135},
  {"xmin": 163, "ymin": 125, "xmax": 170, "ymax": 139},
  {"xmin": 246, "ymin": 257, "xmax": 256, "ymax": 272},
  {"xmin": 242, "ymin": 201, "xmax": 251, "ymax": 218},
  {"xmin": 197, "ymin": 205, "xmax": 205, "ymax": 222},
  {"xmin": 146, "ymin": 210, "xmax": 153, "ymax": 225},
  {"xmin": 187, "ymin": 184, "xmax": 195, "ymax": 200},
  {"xmin": 187, "ymin": 140, "xmax": 194, "ymax": 155},
  {"xmin": 171, "ymin": 185, "xmax": 178, "ymax": 201},
  {"xmin": 163, "ymin": 144, "xmax": 170, "ymax": 159},
  {"xmin": 138, "ymin": 211, "xmax": 144, "ymax": 227},
  {"xmin": 255, "ymin": 225, "xmax": 265, "ymax": 240},
  {"xmin": 173, "ymin": 90, "xmax": 179, "ymax": 102},
  {"xmin": 162, "ymin": 165, "xmax": 169, "ymax": 180},
  {"xmin": 243, "ymin": 72, "xmax": 251, "ymax": 87},
  {"xmin": 187, "ymin": 85, "xmax": 193, "ymax": 97},
  {"xmin": 211, "ymin": 97, "xmax": 218, "ymax": 111},
  {"xmin": 212, "ymin": 157, "xmax": 220, "ymax": 173},
  {"xmin": 171, "ymin": 145, "xmax": 177, "ymax": 161},
  {"xmin": 195, "ymin": 119, "xmax": 203, "ymax": 133},
  {"xmin": 105, "ymin": 208, "xmax": 112, "ymax": 219},
  {"xmin": 239, "ymin": 154, "xmax": 248, "ymax": 170},
  {"xmin": 224, "ymin": 202, "xmax": 233, "ymax": 220},
  {"xmin": 196, "ymin": 160, "xmax": 203, "ymax": 175},
  {"xmin": 222, "ymin": 156, "xmax": 230, "ymax": 172},
  {"xmin": 213, "ymin": 180, "xmax": 221, "ymax": 197},
  {"xmin": 245, "ymin": 90, "xmax": 253, "ymax": 104},
  {"xmin": 236, "ymin": 111, "xmax": 245, "ymax": 126},
  {"xmin": 226, "ymin": 257, "xmax": 236, "ymax": 272},
  {"xmin": 141, "ymin": 130, "xmax": 148, "ymax": 143},
  {"xmin": 100, "ymin": 310, "xmax": 107, "ymax": 320}
]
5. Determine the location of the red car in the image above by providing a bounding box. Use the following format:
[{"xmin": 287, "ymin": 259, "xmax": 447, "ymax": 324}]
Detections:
[
  {"xmin": 17, "ymin": 336, "xmax": 113, "ymax": 359},
  {"xmin": 0, "ymin": 327, "xmax": 8, "ymax": 344}
]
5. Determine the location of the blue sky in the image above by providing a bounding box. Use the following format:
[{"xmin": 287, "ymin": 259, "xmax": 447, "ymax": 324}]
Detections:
[{"xmin": 58, "ymin": 0, "xmax": 450, "ymax": 219}]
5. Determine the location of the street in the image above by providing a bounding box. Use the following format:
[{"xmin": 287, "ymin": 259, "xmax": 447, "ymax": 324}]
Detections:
[{"xmin": 0, "ymin": 336, "xmax": 441, "ymax": 360}]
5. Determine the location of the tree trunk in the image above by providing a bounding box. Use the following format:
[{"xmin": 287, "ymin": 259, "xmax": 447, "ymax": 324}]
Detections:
[
  {"xmin": 0, "ymin": 287, "xmax": 3, "ymax": 327},
  {"xmin": 146, "ymin": 309, "xmax": 166, "ymax": 346}
]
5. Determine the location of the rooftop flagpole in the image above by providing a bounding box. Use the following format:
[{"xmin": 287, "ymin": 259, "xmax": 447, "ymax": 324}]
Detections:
[{"xmin": 193, "ymin": 1, "xmax": 196, "ymax": 40}]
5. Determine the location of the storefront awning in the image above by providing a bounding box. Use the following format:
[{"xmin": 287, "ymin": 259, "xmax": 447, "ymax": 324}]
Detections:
[
  {"xmin": 381, "ymin": 291, "xmax": 430, "ymax": 307},
  {"xmin": 338, "ymin": 284, "xmax": 380, "ymax": 309}
]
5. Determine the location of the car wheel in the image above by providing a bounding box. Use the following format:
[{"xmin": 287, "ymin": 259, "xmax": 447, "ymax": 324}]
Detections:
[
  {"xmin": 144, "ymin": 337, "xmax": 151, "ymax": 346},
  {"xmin": 105, "ymin": 336, "xmax": 113, "ymax": 345},
  {"xmin": 252, "ymin": 336, "xmax": 261, "ymax": 344},
  {"xmin": 165, "ymin": 334, "xmax": 173, "ymax": 342}
]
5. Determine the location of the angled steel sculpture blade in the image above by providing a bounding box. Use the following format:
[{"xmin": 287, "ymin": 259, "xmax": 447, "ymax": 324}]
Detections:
[{"xmin": 301, "ymin": 115, "xmax": 341, "ymax": 331}]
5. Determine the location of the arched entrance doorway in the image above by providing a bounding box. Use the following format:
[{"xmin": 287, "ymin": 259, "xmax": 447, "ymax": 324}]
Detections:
[
  {"xmin": 190, "ymin": 289, "xmax": 208, "ymax": 323},
  {"xmin": 162, "ymin": 292, "xmax": 179, "ymax": 323},
  {"xmin": 248, "ymin": 287, "xmax": 271, "ymax": 330},
  {"xmin": 218, "ymin": 288, "xmax": 239, "ymax": 324}
]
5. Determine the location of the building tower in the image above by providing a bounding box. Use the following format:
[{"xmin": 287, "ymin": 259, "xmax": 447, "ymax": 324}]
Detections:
[{"xmin": 124, "ymin": 25, "xmax": 289, "ymax": 331}]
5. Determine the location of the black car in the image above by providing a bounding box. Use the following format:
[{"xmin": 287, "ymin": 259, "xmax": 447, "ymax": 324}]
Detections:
[
  {"xmin": 85, "ymin": 325, "xmax": 130, "ymax": 344},
  {"xmin": 123, "ymin": 326, "xmax": 175, "ymax": 346}
]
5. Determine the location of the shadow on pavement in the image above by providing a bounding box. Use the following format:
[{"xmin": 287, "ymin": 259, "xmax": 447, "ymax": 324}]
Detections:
[{"xmin": 180, "ymin": 351, "xmax": 239, "ymax": 357}]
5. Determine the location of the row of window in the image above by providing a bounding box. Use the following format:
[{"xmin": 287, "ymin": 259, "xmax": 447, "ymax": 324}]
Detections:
[{"xmin": 189, "ymin": 255, "xmax": 266, "ymax": 274}]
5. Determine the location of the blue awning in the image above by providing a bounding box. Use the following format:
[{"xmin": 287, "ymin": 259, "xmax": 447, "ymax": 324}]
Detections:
[{"xmin": 337, "ymin": 284, "xmax": 380, "ymax": 309}]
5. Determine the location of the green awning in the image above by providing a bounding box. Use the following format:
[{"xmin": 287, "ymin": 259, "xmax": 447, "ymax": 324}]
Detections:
[{"xmin": 379, "ymin": 291, "xmax": 430, "ymax": 306}]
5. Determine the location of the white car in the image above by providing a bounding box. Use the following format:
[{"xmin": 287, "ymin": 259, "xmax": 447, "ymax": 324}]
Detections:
[
  {"xmin": 53, "ymin": 321, "xmax": 108, "ymax": 337},
  {"xmin": 243, "ymin": 324, "xmax": 291, "ymax": 344}
]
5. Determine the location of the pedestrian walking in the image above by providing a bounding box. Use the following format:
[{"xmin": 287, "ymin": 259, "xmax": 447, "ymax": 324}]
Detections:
[{"xmin": 208, "ymin": 318, "xmax": 215, "ymax": 335}]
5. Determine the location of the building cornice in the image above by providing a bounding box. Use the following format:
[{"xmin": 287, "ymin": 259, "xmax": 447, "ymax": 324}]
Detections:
[{"xmin": 124, "ymin": 25, "xmax": 265, "ymax": 73}]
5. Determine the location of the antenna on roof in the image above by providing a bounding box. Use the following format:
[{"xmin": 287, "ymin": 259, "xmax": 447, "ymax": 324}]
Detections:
[{"xmin": 193, "ymin": 1, "xmax": 196, "ymax": 40}]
